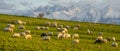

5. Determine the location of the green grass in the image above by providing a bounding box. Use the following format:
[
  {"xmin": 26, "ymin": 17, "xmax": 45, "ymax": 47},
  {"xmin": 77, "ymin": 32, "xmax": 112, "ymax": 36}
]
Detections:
[{"xmin": 0, "ymin": 14, "xmax": 120, "ymax": 51}]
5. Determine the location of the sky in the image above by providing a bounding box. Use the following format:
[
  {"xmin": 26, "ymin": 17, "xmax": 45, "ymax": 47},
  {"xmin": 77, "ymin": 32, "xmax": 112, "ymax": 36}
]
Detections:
[{"xmin": 0, "ymin": 0, "xmax": 120, "ymax": 16}]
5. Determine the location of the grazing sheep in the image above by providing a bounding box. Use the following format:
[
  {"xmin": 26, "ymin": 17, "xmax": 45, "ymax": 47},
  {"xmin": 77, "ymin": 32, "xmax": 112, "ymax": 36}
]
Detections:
[
  {"xmin": 20, "ymin": 32, "xmax": 26, "ymax": 36},
  {"xmin": 4, "ymin": 27, "xmax": 13, "ymax": 32},
  {"xmin": 72, "ymin": 34, "xmax": 79, "ymax": 39},
  {"xmin": 111, "ymin": 42, "xmax": 118, "ymax": 47},
  {"xmin": 15, "ymin": 20, "xmax": 23, "ymax": 24},
  {"xmin": 52, "ymin": 22, "xmax": 57, "ymax": 27},
  {"xmin": 42, "ymin": 36, "xmax": 51, "ymax": 41},
  {"xmin": 45, "ymin": 22, "xmax": 51, "ymax": 26},
  {"xmin": 41, "ymin": 33, "xmax": 48, "ymax": 37},
  {"xmin": 40, "ymin": 27, "xmax": 45, "ymax": 30},
  {"xmin": 94, "ymin": 36, "xmax": 103, "ymax": 44},
  {"xmin": 112, "ymin": 37, "xmax": 116, "ymax": 42},
  {"xmin": 65, "ymin": 26, "xmax": 71, "ymax": 29},
  {"xmin": 18, "ymin": 25, "xmax": 25, "ymax": 29},
  {"xmin": 99, "ymin": 32, "xmax": 103, "ymax": 36},
  {"xmin": 72, "ymin": 39, "xmax": 79, "ymax": 44},
  {"xmin": 22, "ymin": 22, "xmax": 26, "ymax": 25},
  {"xmin": 34, "ymin": 26, "xmax": 40, "ymax": 30},
  {"xmin": 25, "ymin": 30, "xmax": 31, "ymax": 34},
  {"xmin": 65, "ymin": 33, "xmax": 71, "ymax": 39},
  {"xmin": 58, "ymin": 25, "xmax": 63, "ymax": 28},
  {"xmin": 102, "ymin": 39, "xmax": 108, "ymax": 43},
  {"xmin": 48, "ymin": 32, "xmax": 53, "ymax": 36},
  {"xmin": 87, "ymin": 29, "xmax": 93, "ymax": 35},
  {"xmin": 12, "ymin": 33, "xmax": 20, "ymax": 38},
  {"xmin": 75, "ymin": 24, "xmax": 80, "ymax": 28},
  {"xmin": 25, "ymin": 34, "xmax": 32, "ymax": 39},
  {"xmin": 44, "ymin": 27, "xmax": 49, "ymax": 30},
  {"xmin": 57, "ymin": 33, "xmax": 65, "ymax": 39},
  {"xmin": 73, "ymin": 27, "xmax": 79, "ymax": 30},
  {"xmin": 6, "ymin": 24, "xmax": 15, "ymax": 28}
]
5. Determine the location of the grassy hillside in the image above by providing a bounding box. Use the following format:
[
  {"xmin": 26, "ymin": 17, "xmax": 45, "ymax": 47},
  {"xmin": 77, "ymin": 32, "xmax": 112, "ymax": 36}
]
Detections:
[{"xmin": 0, "ymin": 14, "xmax": 120, "ymax": 51}]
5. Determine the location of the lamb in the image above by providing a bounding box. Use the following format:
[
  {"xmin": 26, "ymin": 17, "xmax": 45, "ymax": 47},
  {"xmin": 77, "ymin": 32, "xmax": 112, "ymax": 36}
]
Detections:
[
  {"xmin": 65, "ymin": 33, "xmax": 71, "ymax": 39},
  {"xmin": 51, "ymin": 22, "xmax": 57, "ymax": 27},
  {"xmin": 111, "ymin": 42, "xmax": 118, "ymax": 47},
  {"xmin": 25, "ymin": 34, "xmax": 32, "ymax": 39},
  {"xmin": 6, "ymin": 24, "xmax": 15, "ymax": 28},
  {"xmin": 25, "ymin": 30, "xmax": 31, "ymax": 34},
  {"xmin": 99, "ymin": 32, "xmax": 103, "ymax": 36},
  {"xmin": 87, "ymin": 29, "xmax": 93, "ymax": 35},
  {"xmin": 57, "ymin": 33, "xmax": 65, "ymax": 39},
  {"xmin": 34, "ymin": 26, "xmax": 40, "ymax": 30},
  {"xmin": 72, "ymin": 39, "xmax": 79, "ymax": 44},
  {"xmin": 72, "ymin": 34, "xmax": 79, "ymax": 39},
  {"xmin": 12, "ymin": 33, "xmax": 20, "ymax": 38},
  {"xmin": 45, "ymin": 22, "xmax": 51, "ymax": 26},
  {"xmin": 3, "ymin": 27, "xmax": 13, "ymax": 32},
  {"xmin": 112, "ymin": 37, "xmax": 116, "ymax": 42},
  {"xmin": 41, "ymin": 33, "xmax": 48, "ymax": 37},
  {"xmin": 42, "ymin": 36, "xmax": 51, "ymax": 41},
  {"xmin": 48, "ymin": 32, "xmax": 53, "ymax": 36},
  {"xmin": 18, "ymin": 25, "xmax": 25, "ymax": 29}
]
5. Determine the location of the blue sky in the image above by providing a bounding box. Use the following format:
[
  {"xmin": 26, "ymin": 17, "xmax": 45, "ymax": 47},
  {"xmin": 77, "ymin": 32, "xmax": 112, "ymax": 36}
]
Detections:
[{"xmin": 0, "ymin": 0, "xmax": 120, "ymax": 16}]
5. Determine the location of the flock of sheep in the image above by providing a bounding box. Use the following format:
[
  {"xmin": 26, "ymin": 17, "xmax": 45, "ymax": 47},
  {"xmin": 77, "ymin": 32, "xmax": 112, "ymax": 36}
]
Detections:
[{"xmin": 3, "ymin": 19, "xmax": 118, "ymax": 47}]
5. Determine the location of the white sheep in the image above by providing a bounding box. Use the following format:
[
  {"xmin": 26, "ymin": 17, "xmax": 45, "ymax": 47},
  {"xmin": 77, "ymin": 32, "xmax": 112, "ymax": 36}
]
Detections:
[
  {"xmin": 73, "ymin": 27, "xmax": 79, "ymax": 30},
  {"xmin": 96, "ymin": 35, "xmax": 103, "ymax": 40},
  {"xmin": 6, "ymin": 24, "xmax": 15, "ymax": 28},
  {"xmin": 87, "ymin": 29, "xmax": 93, "ymax": 35},
  {"xmin": 4, "ymin": 27, "xmax": 13, "ymax": 32},
  {"xmin": 25, "ymin": 30, "xmax": 31, "ymax": 34},
  {"xmin": 72, "ymin": 39, "xmax": 79, "ymax": 44},
  {"xmin": 99, "ymin": 32, "xmax": 103, "ymax": 36},
  {"xmin": 52, "ymin": 22, "xmax": 57, "ymax": 27},
  {"xmin": 18, "ymin": 25, "xmax": 25, "ymax": 29},
  {"xmin": 15, "ymin": 20, "xmax": 23, "ymax": 24},
  {"xmin": 111, "ymin": 42, "xmax": 118, "ymax": 47},
  {"xmin": 45, "ymin": 22, "xmax": 51, "ymax": 26},
  {"xmin": 20, "ymin": 32, "xmax": 26, "ymax": 36},
  {"xmin": 102, "ymin": 39, "xmax": 107, "ymax": 43},
  {"xmin": 65, "ymin": 33, "xmax": 71, "ymax": 39},
  {"xmin": 34, "ymin": 26, "xmax": 40, "ymax": 30},
  {"xmin": 57, "ymin": 33, "xmax": 65, "ymax": 39},
  {"xmin": 112, "ymin": 37, "xmax": 116, "ymax": 42},
  {"xmin": 42, "ymin": 36, "xmax": 51, "ymax": 41},
  {"xmin": 12, "ymin": 33, "xmax": 20, "ymax": 38},
  {"xmin": 25, "ymin": 34, "xmax": 32, "ymax": 39},
  {"xmin": 72, "ymin": 34, "xmax": 79, "ymax": 39}
]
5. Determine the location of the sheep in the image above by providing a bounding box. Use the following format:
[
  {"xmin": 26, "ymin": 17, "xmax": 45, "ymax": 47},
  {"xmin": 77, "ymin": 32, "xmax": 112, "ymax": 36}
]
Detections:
[
  {"xmin": 41, "ymin": 33, "xmax": 48, "ymax": 37},
  {"xmin": 72, "ymin": 34, "xmax": 79, "ymax": 39},
  {"xmin": 34, "ymin": 26, "xmax": 40, "ymax": 30},
  {"xmin": 45, "ymin": 22, "xmax": 51, "ymax": 26},
  {"xmin": 6, "ymin": 24, "xmax": 15, "ymax": 28},
  {"xmin": 25, "ymin": 30, "xmax": 31, "ymax": 34},
  {"xmin": 65, "ymin": 26, "xmax": 71, "ymax": 29},
  {"xmin": 87, "ymin": 29, "xmax": 93, "ymax": 35},
  {"xmin": 99, "ymin": 32, "xmax": 103, "ymax": 36},
  {"xmin": 25, "ymin": 34, "xmax": 32, "ymax": 39},
  {"xmin": 57, "ymin": 33, "xmax": 65, "ymax": 39},
  {"xmin": 15, "ymin": 20, "xmax": 23, "ymax": 24},
  {"xmin": 51, "ymin": 22, "xmax": 57, "ymax": 27},
  {"xmin": 94, "ymin": 36, "xmax": 104, "ymax": 44},
  {"xmin": 48, "ymin": 32, "xmax": 53, "ymax": 36},
  {"xmin": 42, "ymin": 36, "xmax": 51, "ymax": 41},
  {"xmin": 111, "ymin": 42, "xmax": 118, "ymax": 47},
  {"xmin": 75, "ymin": 24, "xmax": 80, "ymax": 28},
  {"xmin": 58, "ymin": 25, "xmax": 63, "ymax": 28},
  {"xmin": 20, "ymin": 32, "xmax": 26, "ymax": 36},
  {"xmin": 64, "ymin": 33, "xmax": 71, "ymax": 39},
  {"xmin": 3, "ymin": 27, "xmax": 13, "ymax": 32},
  {"xmin": 73, "ymin": 27, "xmax": 79, "ymax": 30},
  {"xmin": 112, "ymin": 37, "xmax": 116, "ymax": 42},
  {"xmin": 102, "ymin": 39, "xmax": 108, "ymax": 43},
  {"xmin": 72, "ymin": 39, "xmax": 79, "ymax": 44},
  {"xmin": 18, "ymin": 25, "xmax": 25, "ymax": 29},
  {"xmin": 44, "ymin": 27, "xmax": 49, "ymax": 30},
  {"xmin": 12, "ymin": 33, "xmax": 20, "ymax": 38}
]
